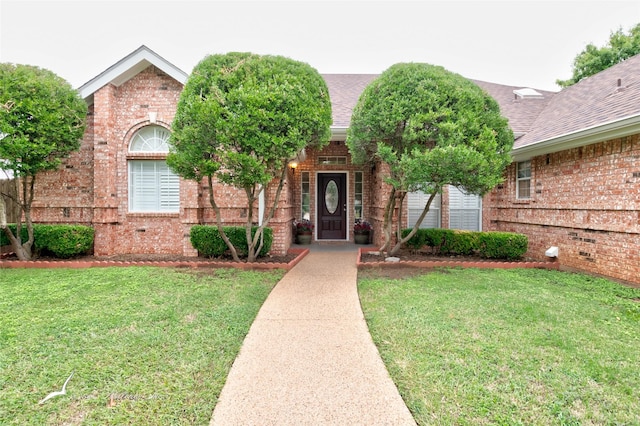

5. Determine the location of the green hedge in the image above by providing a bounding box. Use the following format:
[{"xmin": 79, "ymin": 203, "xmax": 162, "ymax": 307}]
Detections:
[
  {"xmin": 477, "ymin": 232, "xmax": 528, "ymax": 260},
  {"xmin": 1, "ymin": 224, "xmax": 94, "ymax": 258},
  {"xmin": 190, "ymin": 225, "xmax": 273, "ymax": 258},
  {"xmin": 402, "ymin": 228, "xmax": 528, "ymax": 260}
]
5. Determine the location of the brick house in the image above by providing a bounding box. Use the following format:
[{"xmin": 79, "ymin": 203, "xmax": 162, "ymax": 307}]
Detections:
[
  {"xmin": 485, "ymin": 54, "xmax": 640, "ymax": 284},
  {"xmin": 27, "ymin": 46, "xmax": 640, "ymax": 283}
]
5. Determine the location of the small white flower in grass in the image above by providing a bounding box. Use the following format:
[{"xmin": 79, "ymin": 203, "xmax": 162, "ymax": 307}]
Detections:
[{"xmin": 39, "ymin": 372, "xmax": 74, "ymax": 405}]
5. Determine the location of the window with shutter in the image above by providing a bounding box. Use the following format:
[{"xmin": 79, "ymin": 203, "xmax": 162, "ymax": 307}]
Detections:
[
  {"xmin": 516, "ymin": 160, "xmax": 531, "ymax": 199},
  {"xmin": 127, "ymin": 126, "xmax": 179, "ymax": 213},
  {"xmin": 449, "ymin": 185, "xmax": 482, "ymax": 231},
  {"xmin": 407, "ymin": 191, "xmax": 441, "ymax": 228}
]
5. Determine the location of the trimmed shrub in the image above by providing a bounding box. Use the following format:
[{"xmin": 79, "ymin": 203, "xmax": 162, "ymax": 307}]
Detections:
[
  {"xmin": 478, "ymin": 232, "xmax": 528, "ymax": 260},
  {"xmin": 401, "ymin": 228, "xmax": 427, "ymax": 250},
  {"xmin": 34, "ymin": 225, "xmax": 95, "ymax": 258},
  {"xmin": 402, "ymin": 228, "xmax": 459, "ymax": 254},
  {"xmin": 189, "ymin": 225, "xmax": 227, "ymax": 257},
  {"xmin": 0, "ymin": 224, "xmax": 25, "ymax": 246},
  {"xmin": 190, "ymin": 225, "xmax": 273, "ymax": 258},
  {"xmin": 443, "ymin": 230, "xmax": 479, "ymax": 256},
  {"xmin": 426, "ymin": 229, "xmax": 455, "ymax": 253},
  {"xmin": 0, "ymin": 224, "xmax": 94, "ymax": 258},
  {"xmin": 402, "ymin": 228, "xmax": 528, "ymax": 260},
  {"xmin": 402, "ymin": 228, "xmax": 453, "ymax": 252}
]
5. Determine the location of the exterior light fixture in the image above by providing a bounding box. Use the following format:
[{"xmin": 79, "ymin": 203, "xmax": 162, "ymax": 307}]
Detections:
[{"xmin": 289, "ymin": 162, "xmax": 298, "ymax": 174}]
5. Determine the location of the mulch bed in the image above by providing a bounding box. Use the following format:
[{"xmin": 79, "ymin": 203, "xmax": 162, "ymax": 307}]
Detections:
[
  {"xmin": 358, "ymin": 247, "xmax": 541, "ymax": 264},
  {"xmin": 357, "ymin": 248, "xmax": 559, "ymax": 279},
  {"xmin": 1, "ymin": 247, "xmax": 558, "ymax": 274},
  {"xmin": 0, "ymin": 249, "xmax": 307, "ymax": 270}
]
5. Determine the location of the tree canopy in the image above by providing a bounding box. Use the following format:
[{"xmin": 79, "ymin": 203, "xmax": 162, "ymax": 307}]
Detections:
[
  {"xmin": 0, "ymin": 63, "xmax": 87, "ymax": 260},
  {"xmin": 557, "ymin": 23, "xmax": 640, "ymax": 88},
  {"xmin": 168, "ymin": 52, "xmax": 332, "ymax": 261},
  {"xmin": 347, "ymin": 62, "xmax": 513, "ymax": 256}
]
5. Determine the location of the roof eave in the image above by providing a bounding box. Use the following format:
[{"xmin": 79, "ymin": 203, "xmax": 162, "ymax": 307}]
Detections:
[{"xmin": 511, "ymin": 113, "xmax": 640, "ymax": 162}]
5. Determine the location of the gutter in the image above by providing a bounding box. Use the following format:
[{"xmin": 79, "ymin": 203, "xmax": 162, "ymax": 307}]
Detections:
[
  {"xmin": 511, "ymin": 113, "xmax": 640, "ymax": 162},
  {"xmin": 331, "ymin": 126, "xmax": 348, "ymax": 141}
]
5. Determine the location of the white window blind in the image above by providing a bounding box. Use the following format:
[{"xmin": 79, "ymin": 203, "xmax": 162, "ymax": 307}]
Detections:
[
  {"xmin": 128, "ymin": 126, "xmax": 179, "ymax": 213},
  {"xmin": 407, "ymin": 191, "xmax": 441, "ymax": 228},
  {"xmin": 129, "ymin": 161, "xmax": 179, "ymax": 212},
  {"xmin": 517, "ymin": 160, "xmax": 531, "ymax": 199},
  {"xmin": 449, "ymin": 185, "xmax": 482, "ymax": 231}
]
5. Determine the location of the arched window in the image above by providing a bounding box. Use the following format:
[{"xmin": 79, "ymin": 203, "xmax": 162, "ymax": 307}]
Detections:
[
  {"xmin": 129, "ymin": 126, "xmax": 171, "ymax": 152},
  {"xmin": 128, "ymin": 125, "xmax": 179, "ymax": 213}
]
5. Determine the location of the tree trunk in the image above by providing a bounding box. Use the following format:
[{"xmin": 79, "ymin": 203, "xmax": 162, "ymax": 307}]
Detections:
[
  {"xmin": 207, "ymin": 175, "xmax": 241, "ymax": 262},
  {"xmin": 245, "ymin": 187, "xmax": 258, "ymax": 263},
  {"xmin": 1, "ymin": 176, "xmax": 34, "ymax": 260},
  {"xmin": 246, "ymin": 166, "xmax": 288, "ymax": 262},
  {"xmin": 389, "ymin": 191, "xmax": 439, "ymax": 256},
  {"xmin": 379, "ymin": 187, "xmax": 396, "ymax": 256},
  {"xmin": 0, "ymin": 196, "xmax": 5, "ymax": 229},
  {"xmin": 393, "ymin": 190, "xmax": 407, "ymax": 249}
]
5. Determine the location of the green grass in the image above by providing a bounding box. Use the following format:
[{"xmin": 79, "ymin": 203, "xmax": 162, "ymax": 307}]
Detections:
[
  {"xmin": 0, "ymin": 267, "xmax": 284, "ymax": 425},
  {"xmin": 358, "ymin": 268, "xmax": 640, "ymax": 425}
]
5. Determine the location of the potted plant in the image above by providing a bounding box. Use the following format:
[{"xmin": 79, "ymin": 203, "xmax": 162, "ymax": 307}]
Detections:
[
  {"xmin": 354, "ymin": 220, "xmax": 372, "ymax": 244},
  {"xmin": 294, "ymin": 219, "xmax": 314, "ymax": 245}
]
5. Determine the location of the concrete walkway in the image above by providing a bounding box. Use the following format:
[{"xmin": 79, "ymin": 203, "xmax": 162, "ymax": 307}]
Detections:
[{"xmin": 210, "ymin": 245, "xmax": 416, "ymax": 425}]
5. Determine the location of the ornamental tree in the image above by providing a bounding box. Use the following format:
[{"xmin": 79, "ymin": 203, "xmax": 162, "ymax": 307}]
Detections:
[
  {"xmin": 347, "ymin": 63, "xmax": 513, "ymax": 256},
  {"xmin": 0, "ymin": 64, "xmax": 87, "ymax": 260},
  {"xmin": 168, "ymin": 52, "xmax": 332, "ymax": 262}
]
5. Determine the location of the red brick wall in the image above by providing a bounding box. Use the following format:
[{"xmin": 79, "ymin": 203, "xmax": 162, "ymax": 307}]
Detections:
[
  {"xmin": 195, "ymin": 173, "xmax": 295, "ymax": 256},
  {"xmin": 28, "ymin": 67, "xmax": 391, "ymax": 258},
  {"xmin": 32, "ymin": 66, "xmax": 196, "ymax": 256},
  {"xmin": 32, "ymin": 103, "xmax": 95, "ymax": 224},
  {"xmin": 486, "ymin": 134, "xmax": 640, "ymax": 284},
  {"xmin": 290, "ymin": 141, "xmax": 373, "ymax": 243}
]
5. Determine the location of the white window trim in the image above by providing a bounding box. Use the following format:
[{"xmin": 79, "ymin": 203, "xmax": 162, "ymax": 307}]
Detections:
[
  {"xmin": 129, "ymin": 126, "xmax": 172, "ymax": 152},
  {"xmin": 127, "ymin": 125, "xmax": 179, "ymax": 213},
  {"xmin": 516, "ymin": 160, "xmax": 532, "ymax": 200}
]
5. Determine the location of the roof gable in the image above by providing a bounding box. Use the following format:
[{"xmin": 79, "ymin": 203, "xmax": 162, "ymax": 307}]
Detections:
[{"xmin": 78, "ymin": 45, "xmax": 188, "ymax": 102}]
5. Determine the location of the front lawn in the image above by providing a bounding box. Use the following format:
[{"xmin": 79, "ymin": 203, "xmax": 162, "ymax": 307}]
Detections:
[
  {"xmin": 359, "ymin": 268, "xmax": 640, "ymax": 425},
  {"xmin": 0, "ymin": 267, "xmax": 283, "ymax": 425}
]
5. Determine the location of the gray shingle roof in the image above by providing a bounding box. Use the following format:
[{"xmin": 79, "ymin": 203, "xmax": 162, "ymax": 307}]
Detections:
[
  {"xmin": 87, "ymin": 46, "xmax": 640, "ymax": 157},
  {"xmin": 322, "ymin": 74, "xmax": 378, "ymax": 128},
  {"xmin": 514, "ymin": 53, "xmax": 640, "ymax": 149},
  {"xmin": 324, "ymin": 58, "xmax": 640, "ymax": 156},
  {"xmin": 472, "ymin": 80, "xmax": 555, "ymax": 137},
  {"xmin": 322, "ymin": 73, "xmax": 556, "ymax": 137}
]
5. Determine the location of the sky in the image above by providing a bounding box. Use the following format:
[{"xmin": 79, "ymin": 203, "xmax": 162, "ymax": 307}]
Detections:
[{"xmin": 1, "ymin": 0, "xmax": 639, "ymax": 92}]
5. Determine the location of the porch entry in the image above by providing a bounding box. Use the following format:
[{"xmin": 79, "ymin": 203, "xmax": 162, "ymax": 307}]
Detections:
[{"xmin": 317, "ymin": 173, "xmax": 347, "ymax": 240}]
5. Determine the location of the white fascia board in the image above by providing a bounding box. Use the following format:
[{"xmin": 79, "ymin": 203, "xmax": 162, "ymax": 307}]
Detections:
[
  {"xmin": 511, "ymin": 113, "xmax": 640, "ymax": 162},
  {"xmin": 78, "ymin": 46, "xmax": 188, "ymax": 101},
  {"xmin": 331, "ymin": 126, "xmax": 348, "ymax": 141}
]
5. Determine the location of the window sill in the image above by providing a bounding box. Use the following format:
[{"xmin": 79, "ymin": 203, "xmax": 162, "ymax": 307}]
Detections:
[
  {"xmin": 127, "ymin": 153, "xmax": 168, "ymax": 160},
  {"xmin": 513, "ymin": 199, "xmax": 532, "ymax": 204},
  {"xmin": 127, "ymin": 212, "xmax": 180, "ymax": 218}
]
